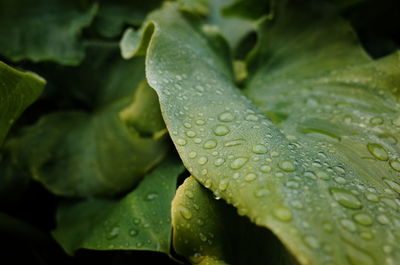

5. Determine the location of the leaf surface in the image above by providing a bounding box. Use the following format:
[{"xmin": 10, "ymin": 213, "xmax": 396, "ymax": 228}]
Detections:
[
  {"xmin": 53, "ymin": 156, "xmax": 184, "ymax": 255},
  {"xmin": 127, "ymin": 2, "xmax": 400, "ymax": 264}
]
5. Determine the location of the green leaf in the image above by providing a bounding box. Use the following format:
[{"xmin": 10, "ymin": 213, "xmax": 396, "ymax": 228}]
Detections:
[
  {"xmin": 14, "ymin": 43, "xmax": 169, "ymax": 197},
  {"xmin": 172, "ymin": 176, "xmax": 298, "ymax": 265},
  {"xmin": 0, "ymin": 0, "xmax": 97, "ymax": 65},
  {"xmin": 127, "ymin": 2, "xmax": 400, "ymax": 264},
  {"xmin": 0, "ymin": 61, "xmax": 45, "ymax": 145},
  {"xmin": 53, "ymin": 156, "xmax": 185, "ymax": 255}
]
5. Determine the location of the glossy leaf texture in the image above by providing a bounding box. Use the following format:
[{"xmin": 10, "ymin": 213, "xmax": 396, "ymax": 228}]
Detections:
[
  {"xmin": 125, "ymin": 2, "xmax": 400, "ymax": 265},
  {"xmin": 0, "ymin": 0, "xmax": 97, "ymax": 65},
  {"xmin": 0, "ymin": 61, "xmax": 45, "ymax": 145},
  {"xmin": 53, "ymin": 156, "xmax": 184, "ymax": 255},
  {"xmin": 172, "ymin": 176, "xmax": 299, "ymax": 265},
  {"xmin": 13, "ymin": 43, "xmax": 169, "ymax": 197}
]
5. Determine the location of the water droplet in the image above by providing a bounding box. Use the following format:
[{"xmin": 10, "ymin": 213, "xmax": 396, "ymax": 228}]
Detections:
[
  {"xmin": 360, "ymin": 232, "xmax": 373, "ymax": 240},
  {"xmin": 370, "ymin": 116, "xmax": 383, "ymax": 125},
  {"xmin": 286, "ymin": 181, "xmax": 300, "ymax": 189},
  {"xmin": 198, "ymin": 156, "xmax": 208, "ymax": 165},
  {"xmin": 184, "ymin": 122, "xmax": 192, "ymax": 128},
  {"xmin": 330, "ymin": 188, "xmax": 362, "ymax": 209},
  {"xmin": 254, "ymin": 189, "xmax": 269, "ymax": 197},
  {"xmin": 383, "ymin": 178, "xmax": 400, "ymax": 193},
  {"xmin": 106, "ymin": 225, "xmax": 120, "ymax": 240},
  {"xmin": 391, "ymin": 116, "xmax": 400, "ymax": 127},
  {"xmin": 224, "ymin": 139, "xmax": 244, "ymax": 147},
  {"xmin": 195, "ymin": 85, "xmax": 204, "ymax": 92},
  {"xmin": 177, "ymin": 139, "xmax": 187, "ymax": 146},
  {"xmin": 230, "ymin": 157, "xmax": 248, "ymax": 169},
  {"xmin": 279, "ymin": 161, "xmax": 296, "ymax": 172},
  {"xmin": 136, "ymin": 242, "xmax": 143, "ymax": 247},
  {"xmin": 377, "ymin": 214, "xmax": 390, "ymax": 225},
  {"xmin": 260, "ymin": 165, "xmax": 272, "ymax": 173},
  {"xmin": 291, "ymin": 200, "xmax": 303, "ymax": 209},
  {"xmin": 245, "ymin": 114, "xmax": 259, "ymax": 121},
  {"xmin": 197, "ymin": 218, "xmax": 205, "ymax": 226},
  {"xmin": 274, "ymin": 207, "xmax": 292, "ymax": 222},
  {"xmin": 340, "ymin": 219, "xmax": 357, "ymax": 232},
  {"xmin": 252, "ymin": 144, "xmax": 268, "ymax": 154},
  {"xmin": 316, "ymin": 170, "xmax": 329, "ymax": 180},
  {"xmin": 367, "ymin": 143, "xmax": 388, "ymax": 161},
  {"xmin": 389, "ymin": 159, "xmax": 400, "ymax": 172},
  {"xmin": 237, "ymin": 207, "xmax": 248, "ymax": 216},
  {"xmin": 365, "ymin": 193, "xmax": 379, "ymax": 202},
  {"xmin": 196, "ymin": 119, "xmax": 205, "ymax": 125},
  {"xmin": 218, "ymin": 112, "xmax": 235, "ymax": 122},
  {"xmin": 353, "ymin": 213, "xmax": 373, "ymax": 226},
  {"xmin": 214, "ymin": 158, "xmax": 225, "ymax": 166},
  {"xmin": 194, "ymin": 138, "xmax": 202, "ymax": 144},
  {"xmin": 346, "ymin": 245, "xmax": 375, "ymax": 265},
  {"xmin": 334, "ymin": 166, "xmax": 346, "ymax": 174},
  {"xmin": 323, "ymin": 222, "xmax": 333, "ymax": 233},
  {"xmin": 381, "ymin": 198, "xmax": 397, "ymax": 209},
  {"xmin": 199, "ymin": 232, "xmax": 207, "ymax": 242},
  {"xmin": 186, "ymin": 131, "xmax": 196, "ymax": 138},
  {"xmin": 205, "ymin": 179, "xmax": 212, "ymax": 188},
  {"xmin": 189, "ymin": 151, "xmax": 197, "ymax": 159},
  {"xmin": 304, "ymin": 235, "xmax": 320, "ymax": 249},
  {"xmin": 304, "ymin": 171, "xmax": 317, "ymax": 180},
  {"xmin": 244, "ymin": 173, "xmax": 257, "ymax": 182},
  {"xmin": 129, "ymin": 229, "xmax": 138, "ymax": 237},
  {"xmin": 145, "ymin": 192, "xmax": 158, "ymax": 201},
  {"xmin": 383, "ymin": 245, "xmax": 393, "ymax": 254},
  {"xmin": 185, "ymin": 191, "xmax": 194, "ymax": 199},
  {"xmin": 203, "ymin": 139, "xmax": 217, "ymax": 149},
  {"xmin": 334, "ymin": 176, "xmax": 346, "ymax": 184},
  {"xmin": 179, "ymin": 206, "xmax": 192, "ymax": 220},
  {"xmin": 213, "ymin": 125, "xmax": 230, "ymax": 136},
  {"xmin": 219, "ymin": 179, "xmax": 229, "ymax": 191}
]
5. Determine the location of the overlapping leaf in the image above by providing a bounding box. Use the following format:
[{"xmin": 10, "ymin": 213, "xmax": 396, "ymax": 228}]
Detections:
[
  {"xmin": 13, "ymin": 43, "xmax": 169, "ymax": 197},
  {"xmin": 53, "ymin": 157, "xmax": 184, "ymax": 255},
  {"xmin": 125, "ymin": 2, "xmax": 400, "ymax": 264},
  {"xmin": 0, "ymin": 0, "xmax": 97, "ymax": 65}
]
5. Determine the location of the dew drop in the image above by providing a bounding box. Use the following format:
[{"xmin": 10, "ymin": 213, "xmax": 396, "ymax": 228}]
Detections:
[
  {"xmin": 186, "ymin": 131, "xmax": 196, "ymax": 138},
  {"xmin": 383, "ymin": 245, "xmax": 393, "ymax": 254},
  {"xmin": 389, "ymin": 159, "xmax": 400, "ymax": 172},
  {"xmin": 330, "ymin": 188, "xmax": 362, "ymax": 209},
  {"xmin": 129, "ymin": 229, "xmax": 138, "ymax": 237},
  {"xmin": 340, "ymin": 219, "xmax": 357, "ymax": 232},
  {"xmin": 196, "ymin": 119, "xmax": 205, "ymax": 125},
  {"xmin": 244, "ymin": 173, "xmax": 257, "ymax": 182},
  {"xmin": 179, "ymin": 206, "xmax": 192, "ymax": 220},
  {"xmin": 334, "ymin": 177, "xmax": 347, "ymax": 184},
  {"xmin": 245, "ymin": 114, "xmax": 259, "ymax": 121},
  {"xmin": 346, "ymin": 244, "xmax": 375, "ymax": 265},
  {"xmin": 365, "ymin": 193, "xmax": 379, "ymax": 202},
  {"xmin": 197, "ymin": 218, "xmax": 205, "ymax": 226},
  {"xmin": 367, "ymin": 143, "xmax": 388, "ymax": 161},
  {"xmin": 198, "ymin": 156, "xmax": 208, "ymax": 165},
  {"xmin": 185, "ymin": 190, "xmax": 194, "ymax": 199},
  {"xmin": 194, "ymin": 138, "xmax": 202, "ymax": 144},
  {"xmin": 177, "ymin": 139, "xmax": 187, "ymax": 146},
  {"xmin": 199, "ymin": 232, "xmax": 207, "ymax": 242},
  {"xmin": 360, "ymin": 232, "xmax": 373, "ymax": 240},
  {"xmin": 274, "ymin": 207, "xmax": 292, "ymax": 222},
  {"xmin": 145, "ymin": 192, "xmax": 158, "ymax": 201},
  {"xmin": 369, "ymin": 116, "xmax": 383, "ymax": 125},
  {"xmin": 203, "ymin": 139, "xmax": 217, "ymax": 149},
  {"xmin": 316, "ymin": 170, "xmax": 329, "ymax": 180},
  {"xmin": 214, "ymin": 157, "xmax": 225, "ymax": 166},
  {"xmin": 230, "ymin": 157, "xmax": 248, "ymax": 169},
  {"xmin": 323, "ymin": 222, "xmax": 333, "ymax": 233},
  {"xmin": 213, "ymin": 125, "xmax": 230, "ymax": 136},
  {"xmin": 377, "ymin": 214, "xmax": 390, "ymax": 225},
  {"xmin": 224, "ymin": 139, "xmax": 245, "ymax": 147},
  {"xmin": 391, "ymin": 116, "xmax": 400, "ymax": 127},
  {"xmin": 218, "ymin": 112, "xmax": 235, "ymax": 122},
  {"xmin": 189, "ymin": 151, "xmax": 197, "ymax": 159},
  {"xmin": 304, "ymin": 171, "xmax": 317, "ymax": 180},
  {"xmin": 353, "ymin": 213, "xmax": 373, "ymax": 226},
  {"xmin": 106, "ymin": 225, "xmax": 120, "ymax": 240},
  {"xmin": 304, "ymin": 235, "xmax": 320, "ymax": 249},
  {"xmin": 383, "ymin": 178, "xmax": 400, "ymax": 193},
  {"xmin": 334, "ymin": 166, "xmax": 346, "ymax": 174},
  {"xmin": 254, "ymin": 189, "xmax": 269, "ymax": 197},
  {"xmin": 219, "ymin": 179, "xmax": 229, "ymax": 191},
  {"xmin": 286, "ymin": 181, "xmax": 300, "ymax": 189},
  {"xmin": 136, "ymin": 242, "xmax": 143, "ymax": 247},
  {"xmin": 184, "ymin": 122, "xmax": 192, "ymax": 128},
  {"xmin": 260, "ymin": 165, "xmax": 272, "ymax": 173},
  {"xmin": 204, "ymin": 179, "xmax": 212, "ymax": 188},
  {"xmin": 279, "ymin": 161, "xmax": 296, "ymax": 172},
  {"xmin": 253, "ymin": 144, "xmax": 268, "ymax": 154}
]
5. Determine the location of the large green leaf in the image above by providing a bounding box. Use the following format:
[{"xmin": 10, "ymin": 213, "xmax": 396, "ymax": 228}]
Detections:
[
  {"xmin": 14, "ymin": 43, "xmax": 169, "ymax": 197},
  {"xmin": 0, "ymin": 61, "xmax": 44, "ymax": 145},
  {"xmin": 0, "ymin": 0, "xmax": 97, "ymax": 65},
  {"xmin": 172, "ymin": 176, "xmax": 298, "ymax": 265},
  {"xmin": 125, "ymin": 2, "xmax": 400, "ymax": 264},
  {"xmin": 52, "ymin": 156, "xmax": 184, "ymax": 255}
]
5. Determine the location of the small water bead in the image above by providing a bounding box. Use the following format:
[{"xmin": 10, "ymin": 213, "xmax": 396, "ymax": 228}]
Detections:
[
  {"xmin": 245, "ymin": 114, "xmax": 259, "ymax": 121},
  {"xmin": 203, "ymin": 139, "xmax": 217, "ymax": 149},
  {"xmin": 286, "ymin": 181, "xmax": 300, "ymax": 189},
  {"xmin": 197, "ymin": 218, "xmax": 205, "ymax": 226},
  {"xmin": 184, "ymin": 122, "xmax": 192, "ymax": 128},
  {"xmin": 365, "ymin": 193, "xmax": 379, "ymax": 202},
  {"xmin": 360, "ymin": 232, "xmax": 373, "ymax": 240},
  {"xmin": 201, "ymin": 169, "xmax": 208, "ymax": 176},
  {"xmin": 383, "ymin": 178, "xmax": 400, "ymax": 193},
  {"xmin": 224, "ymin": 139, "xmax": 244, "ymax": 147},
  {"xmin": 145, "ymin": 192, "xmax": 158, "ymax": 201},
  {"xmin": 340, "ymin": 219, "xmax": 357, "ymax": 232},
  {"xmin": 213, "ymin": 125, "xmax": 230, "ymax": 136},
  {"xmin": 205, "ymin": 179, "xmax": 212, "ymax": 188},
  {"xmin": 196, "ymin": 119, "xmax": 205, "ymax": 125},
  {"xmin": 107, "ymin": 226, "xmax": 120, "ymax": 240},
  {"xmin": 304, "ymin": 171, "xmax": 317, "ymax": 180},
  {"xmin": 129, "ymin": 229, "xmax": 138, "ymax": 237},
  {"xmin": 291, "ymin": 200, "xmax": 303, "ymax": 209},
  {"xmin": 252, "ymin": 144, "xmax": 268, "ymax": 154},
  {"xmin": 177, "ymin": 139, "xmax": 187, "ymax": 146},
  {"xmin": 194, "ymin": 138, "xmax": 202, "ymax": 144},
  {"xmin": 323, "ymin": 223, "xmax": 333, "ymax": 233},
  {"xmin": 230, "ymin": 157, "xmax": 249, "ymax": 169},
  {"xmin": 219, "ymin": 179, "xmax": 229, "ymax": 191},
  {"xmin": 244, "ymin": 173, "xmax": 257, "ymax": 182},
  {"xmin": 274, "ymin": 207, "xmax": 292, "ymax": 222},
  {"xmin": 279, "ymin": 161, "xmax": 296, "ymax": 172},
  {"xmin": 369, "ymin": 116, "xmax": 384, "ymax": 125},
  {"xmin": 353, "ymin": 213, "xmax": 373, "ymax": 226},
  {"xmin": 218, "ymin": 112, "xmax": 235, "ymax": 122},
  {"xmin": 186, "ymin": 131, "xmax": 196, "ymax": 138},
  {"xmin": 334, "ymin": 166, "xmax": 346, "ymax": 174},
  {"xmin": 136, "ymin": 242, "xmax": 143, "ymax": 248},
  {"xmin": 367, "ymin": 143, "xmax": 388, "ymax": 161},
  {"xmin": 198, "ymin": 156, "xmax": 208, "ymax": 165},
  {"xmin": 389, "ymin": 159, "xmax": 400, "ymax": 172},
  {"xmin": 391, "ymin": 116, "xmax": 400, "ymax": 127},
  {"xmin": 195, "ymin": 85, "xmax": 204, "ymax": 92},
  {"xmin": 334, "ymin": 177, "xmax": 347, "ymax": 184},
  {"xmin": 304, "ymin": 235, "xmax": 320, "ymax": 249},
  {"xmin": 383, "ymin": 245, "xmax": 393, "ymax": 254},
  {"xmin": 381, "ymin": 198, "xmax": 397, "ymax": 209},
  {"xmin": 199, "ymin": 232, "xmax": 207, "ymax": 242},
  {"xmin": 346, "ymin": 245, "xmax": 375, "ymax": 265},
  {"xmin": 254, "ymin": 189, "xmax": 269, "ymax": 197},
  {"xmin": 189, "ymin": 152, "xmax": 197, "ymax": 159},
  {"xmin": 330, "ymin": 188, "xmax": 363, "ymax": 209},
  {"xmin": 179, "ymin": 206, "xmax": 192, "ymax": 220},
  {"xmin": 185, "ymin": 190, "xmax": 194, "ymax": 199},
  {"xmin": 260, "ymin": 165, "xmax": 272, "ymax": 173},
  {"xmin": 270, "ymin": 151, "xmax": 280, "ymax": 157},
  {"xmin": 377, "ymin": 214, "xmax": 390, "ymax": 225}
]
